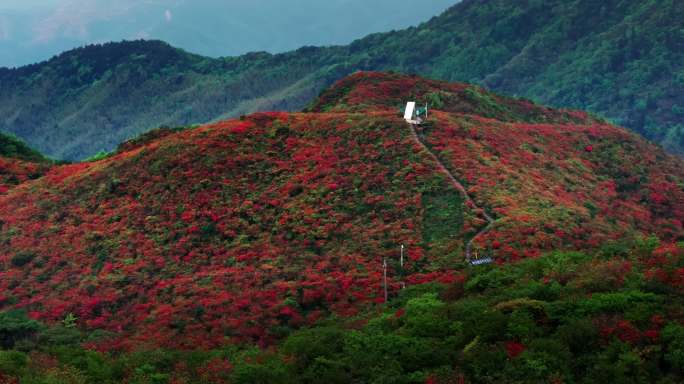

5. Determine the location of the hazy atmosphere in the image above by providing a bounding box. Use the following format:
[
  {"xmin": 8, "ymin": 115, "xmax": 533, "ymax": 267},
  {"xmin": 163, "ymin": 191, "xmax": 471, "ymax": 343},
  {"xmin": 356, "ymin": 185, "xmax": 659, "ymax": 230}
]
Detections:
[
  {"xmin": 0, "ymin": 1, "xmax": 682, "ymax": 383},
  {"xmin": 0, "ymin": 0, "xmax": 456, "ymax": 67}
]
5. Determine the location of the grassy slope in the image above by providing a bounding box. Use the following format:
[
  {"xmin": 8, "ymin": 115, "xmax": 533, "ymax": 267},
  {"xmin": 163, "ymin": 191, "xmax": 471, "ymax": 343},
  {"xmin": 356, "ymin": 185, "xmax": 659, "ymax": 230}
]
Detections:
[
  {"xmin": 0, "ymin": 0, "xmax": 681, "ymax": 160},
  {"xmin": 0, "ymin": 73, "xmax": 681, "ymax": 350}
]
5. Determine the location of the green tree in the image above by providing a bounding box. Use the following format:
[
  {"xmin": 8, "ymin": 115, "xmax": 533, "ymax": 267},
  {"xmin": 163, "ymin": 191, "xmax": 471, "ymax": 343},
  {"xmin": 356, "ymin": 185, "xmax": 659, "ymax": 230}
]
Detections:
[
  {"xmin": 662, "ymin": 323, "xmax": 684, "ymax": 373},
  {"xmin": 0, "ymin": 310, "xmax": 44, "ymax": 349}
]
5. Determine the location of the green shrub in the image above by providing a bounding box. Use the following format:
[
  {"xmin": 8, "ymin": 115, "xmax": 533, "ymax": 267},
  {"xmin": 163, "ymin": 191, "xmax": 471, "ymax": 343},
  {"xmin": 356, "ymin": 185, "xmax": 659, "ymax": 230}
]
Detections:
[
  {"xmin": 343, "ymin": 331, "xmax": 444, "ymax": 383},
  {"xmin": 47, "ymin": 346, "xmax": 117, "ymax": 383},
  {"xmin": 402, "ymin": 293, "xmax": 450, "ymax": 337},
  {"xmin": 554, "ymin": 319, "xmax": 598, "ymax": 355},
  {"xmin": 11, "ymin": 251, "xmax": 36, "ymax": 267},
  {"xmin": 579, "ymin": 291, "xmax": 660, "ymax": 315},
  {"xmin": 662, "ymin": 323, "xmax": 684, "ymax": 372},
  {"xmin": 231, "ymin": 353, "xmax": 292, "ymax": 384},
  {"xmin": 0, "ymin": 350, "xmax": 28, "ymax": 376},
  {"xmin": 587, "ymin": 341, "xmax": 650, "ymax": 384},
  {"xmin": 0, "ymin": 310, "xmax": 44, "ymax": 349},
  {"xmin": 39, "ymin": 326, "xmax": 83, "ymax": 347},
  {"xmin": 282, "ymin": 326, "xmax": 346, "ymax": 370},
  {"xmin": 300, "ymin": 357, "xmax": 350, "ymax": 384},
  {"xmin": 461, "ymin": 344, "xmax": 508, "ymax": 382},
  {"xmin": 465, "ymin": 268, "xmax": 515, "ymax": 292},
  {"xmin": 505, "ymin": 309, "xmax": 541, "ymax": 341}
]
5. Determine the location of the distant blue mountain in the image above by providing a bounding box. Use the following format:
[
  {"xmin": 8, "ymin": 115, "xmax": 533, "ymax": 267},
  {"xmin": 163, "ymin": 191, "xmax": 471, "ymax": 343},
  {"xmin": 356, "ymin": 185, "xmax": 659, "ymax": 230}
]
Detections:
[{"xmin": 0, "ymin": 0, "xmax": 457, "ymax": 67}]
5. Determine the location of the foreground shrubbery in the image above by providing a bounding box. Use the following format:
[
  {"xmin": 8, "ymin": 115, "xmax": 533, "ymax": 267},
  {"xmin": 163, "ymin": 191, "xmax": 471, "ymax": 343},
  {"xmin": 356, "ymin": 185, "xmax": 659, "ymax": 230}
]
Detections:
[{"xmin": 1, "ymin": 241, "xmax": 681, "ymax": 383}]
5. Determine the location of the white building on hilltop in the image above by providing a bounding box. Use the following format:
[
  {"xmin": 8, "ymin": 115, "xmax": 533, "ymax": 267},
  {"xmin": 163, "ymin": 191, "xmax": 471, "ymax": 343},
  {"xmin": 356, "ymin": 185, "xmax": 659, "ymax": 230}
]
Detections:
[{"xmin": 404, "ymin": 102, "xmax": 428, "ymax": 125}]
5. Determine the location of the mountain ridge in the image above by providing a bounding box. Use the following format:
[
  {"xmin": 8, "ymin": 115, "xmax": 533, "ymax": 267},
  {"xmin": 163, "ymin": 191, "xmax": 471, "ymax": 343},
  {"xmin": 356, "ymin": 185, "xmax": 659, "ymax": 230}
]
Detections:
[{"xmin": 0, "ymin": 0, "xmax": 681, "ymax": 160}]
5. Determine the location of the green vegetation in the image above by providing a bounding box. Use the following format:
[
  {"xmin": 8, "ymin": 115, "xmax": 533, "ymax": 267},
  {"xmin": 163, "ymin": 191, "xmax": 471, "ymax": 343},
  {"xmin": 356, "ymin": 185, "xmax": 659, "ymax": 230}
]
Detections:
[
  {"xmin": 10, "ymin": 251, "xmax": 36, "ymax": 267},
  {"xmin": 0, "ymin": 0, "xmax": 681, "ymax": 160},
  {"xmin": 0, "ymin": 310, "xmax": 43, "ymax": 349},
  {"xmin": 0, "ymin": 243, "xmax": 682, "ymax": 383},
  {"xmin": 422, "ymin": 188, "xmax": 464, "ymax": 246},
  {"xmin": 83, "ymin": 151, "xmax": 112, "ymax": 162},
  {"xmin": 0, "ymin": 133, "xmax": 47, "ymax": 162},
  {"xmin": 0, "ymin": 63, "xmax": 681, "ymax": 384}
]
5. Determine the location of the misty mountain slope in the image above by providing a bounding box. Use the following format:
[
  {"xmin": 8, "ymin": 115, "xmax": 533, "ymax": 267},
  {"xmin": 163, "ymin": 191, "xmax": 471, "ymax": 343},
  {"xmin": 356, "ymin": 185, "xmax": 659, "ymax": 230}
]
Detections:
[
  {"xmin": 0, "ymin": 40, "xmax": 340, "ymax": 160},
  {"xmin": 0, "ymin": 0, "xmax": 681, "ymax": 160},
  {"xmin": 0, "ymin": 0, "xmax": 457, "ymax": 67}
]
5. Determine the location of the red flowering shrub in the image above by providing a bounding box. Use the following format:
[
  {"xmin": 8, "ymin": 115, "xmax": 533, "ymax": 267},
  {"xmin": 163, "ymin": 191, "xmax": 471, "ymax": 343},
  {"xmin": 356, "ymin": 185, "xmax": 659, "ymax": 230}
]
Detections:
[
  {"xmin": 0, "ymin": 157, "xmax": 50, "ymax": 194},
  {"xmin": 615, "ymin": 320, "xmax": 641, "ymax": 344},
  {"xmin": 0, "ymin": 375, "xmax": 19, "ymax": 384},
  {"xmin": 0, "ymin": 110, "xmax": 473, "ymax": 349},
  {"xmin": 505, "ymin": 341, "xmax": 526, "ymax": 358},
  {"xmin": 196, "ymin": 357, "xmax": 233, "ymax": 383},
  {"xmin": 0, "ymin": 72, "xmax": 681, "ymax": 350}
]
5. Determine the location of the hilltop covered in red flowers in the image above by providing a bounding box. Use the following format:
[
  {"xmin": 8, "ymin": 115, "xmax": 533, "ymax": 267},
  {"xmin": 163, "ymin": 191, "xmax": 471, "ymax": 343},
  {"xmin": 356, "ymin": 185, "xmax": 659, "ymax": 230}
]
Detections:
[
  {"xmin": 315, "ymin": 72, "xmax": 684, "ymax": 258},
  {"xmin": 0, "ymin": 72, "xmax": 682, "ymax": 349},
  {"xmin": 307, "ymin": 72, "xmax": 597, "ymax": 125},
  {"xmin": 0, "ymin": 157, "xmax": 49, "ymax": 194}
]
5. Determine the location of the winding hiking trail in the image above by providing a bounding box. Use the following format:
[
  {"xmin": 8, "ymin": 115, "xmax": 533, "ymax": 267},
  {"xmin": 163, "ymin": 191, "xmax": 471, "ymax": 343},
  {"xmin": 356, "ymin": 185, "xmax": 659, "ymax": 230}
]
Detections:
[{"xmin": 407, "ymin": 123, "xmax": 496, "ymax": 262}]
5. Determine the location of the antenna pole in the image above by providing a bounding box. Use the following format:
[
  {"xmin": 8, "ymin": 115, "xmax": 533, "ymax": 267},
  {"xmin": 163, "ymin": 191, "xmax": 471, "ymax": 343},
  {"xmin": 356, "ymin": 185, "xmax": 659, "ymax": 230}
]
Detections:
[
  {"xmin": 383, "ymin": 257, "xmax": 388, "ymax": 303},
  {"xmin": 400, "ymin": 245, "xmax": 406, "ymax": 290},
  {"xmin": 400, "ymin": 244, "xmax": 404, "ymax": 268}
]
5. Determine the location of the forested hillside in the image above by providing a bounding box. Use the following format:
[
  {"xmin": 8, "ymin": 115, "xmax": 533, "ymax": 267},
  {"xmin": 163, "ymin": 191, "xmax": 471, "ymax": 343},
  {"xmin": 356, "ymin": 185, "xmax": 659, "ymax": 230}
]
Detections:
[
  {"xmin": 0, "ymin": 133, "xmax": 47, "ymax": 163},
  {"xmin": 0, "ymin": 72, "xmax": 682, "ymax": 383},
  {"xmin": 0, "ymin": 0, "xmax": 456, "ymax": 67},
  {"xmin": 0, "ymin": 0, "xmax": 681, "ymax": 160},
  {"xmin": 0, "ymin": 72, "xmax": 681, "ymax": 350},
  {"xmin": 3, "ymin": 245, "xmax": 683, "ymax": 383}
]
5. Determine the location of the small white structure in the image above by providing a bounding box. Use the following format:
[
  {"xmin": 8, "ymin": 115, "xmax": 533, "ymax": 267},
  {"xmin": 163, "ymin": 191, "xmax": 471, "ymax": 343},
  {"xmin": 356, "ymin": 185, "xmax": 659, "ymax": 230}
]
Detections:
[
  {"xmin": 404, "ymin": 102, "xmax": 428, "ymax": 125},
  {"xmin": 470, "ymin": 257, "xmax": 493, "ymax": 266}
]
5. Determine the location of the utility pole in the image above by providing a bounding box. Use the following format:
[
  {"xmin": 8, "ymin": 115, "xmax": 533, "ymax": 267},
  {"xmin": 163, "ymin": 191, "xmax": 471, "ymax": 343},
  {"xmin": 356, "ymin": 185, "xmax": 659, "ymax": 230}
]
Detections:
[
  {"xmin": 400, "ymin": 245, "xmax": 406, "ymax": 290},
  {"xmin": 383, "ymin": 257, "xmax": 388, "ymax": 303},
  {"xmin": 400, "ymin": 244, "xmax": 404, "ymax": 268}
]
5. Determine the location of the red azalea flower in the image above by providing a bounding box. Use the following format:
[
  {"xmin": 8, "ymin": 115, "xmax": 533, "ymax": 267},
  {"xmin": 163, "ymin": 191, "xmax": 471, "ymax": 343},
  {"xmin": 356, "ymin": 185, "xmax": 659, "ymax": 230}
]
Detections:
[
  {"xmin": 644, "ymin": 329, "xmax": 659, "ymax": 342},
  {"xmin": 505, "ymin": 341, "xmax": 526, "ymax": 358}
]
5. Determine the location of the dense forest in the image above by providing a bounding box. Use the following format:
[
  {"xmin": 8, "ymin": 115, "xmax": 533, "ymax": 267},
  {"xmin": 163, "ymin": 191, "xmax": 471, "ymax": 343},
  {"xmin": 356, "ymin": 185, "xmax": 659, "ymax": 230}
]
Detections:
[
  {"xmin": 0, "ymin": 133, "xmax": 47, "ymax": 163},
  {"xmin": 0, "ymin": 241, "xmax": 682, "ymax": 383},
  {"xmin": 0, "ymin": 0, "xmax": 681, "ymax": 160}
]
